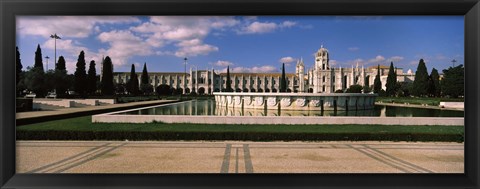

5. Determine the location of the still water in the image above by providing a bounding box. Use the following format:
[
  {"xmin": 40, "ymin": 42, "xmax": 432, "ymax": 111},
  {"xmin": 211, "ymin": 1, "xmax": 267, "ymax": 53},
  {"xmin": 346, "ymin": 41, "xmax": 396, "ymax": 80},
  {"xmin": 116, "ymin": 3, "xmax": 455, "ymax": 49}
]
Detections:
[{"xmin": 118, "ymin": 100, "xmax": 464, "ymax": 117}]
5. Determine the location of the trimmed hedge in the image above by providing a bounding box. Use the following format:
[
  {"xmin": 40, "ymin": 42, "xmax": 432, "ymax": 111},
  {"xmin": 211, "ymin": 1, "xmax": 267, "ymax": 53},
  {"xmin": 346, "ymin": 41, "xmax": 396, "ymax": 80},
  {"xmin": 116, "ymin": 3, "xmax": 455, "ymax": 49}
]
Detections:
[{"xmin": 16, "ymin": 130, "xmax": 464, "ymax": 142}]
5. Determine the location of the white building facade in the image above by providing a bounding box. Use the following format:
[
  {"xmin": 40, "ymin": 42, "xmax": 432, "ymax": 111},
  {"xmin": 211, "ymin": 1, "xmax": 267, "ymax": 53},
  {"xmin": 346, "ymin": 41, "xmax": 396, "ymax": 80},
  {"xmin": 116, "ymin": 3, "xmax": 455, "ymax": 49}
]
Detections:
[{"xmin": 112, "ymin": 46, "xmax": 415, "ymax": 95}]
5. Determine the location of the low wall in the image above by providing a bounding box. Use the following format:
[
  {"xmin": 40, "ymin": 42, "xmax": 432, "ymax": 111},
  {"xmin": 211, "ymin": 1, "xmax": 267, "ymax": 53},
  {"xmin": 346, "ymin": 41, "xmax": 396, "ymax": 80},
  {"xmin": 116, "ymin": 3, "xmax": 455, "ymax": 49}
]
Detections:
[
  {"xmin": 439, "ymin": 102, "xmax": 464, "ymax": 110},
  {"xmin": 213, "ymin": 92, "xmax": 377, "ymax": 111},
  {"xmin": 92, "ymin": 114, "xmax": 463, "ymax": 126},
  {"xmin": 33, "ymin": 100, "xmax": 74, "ymax": 108},
  {"xmin": 72, "ymin": 99, "xmax": 99, "ymax": 106},
  {"xmin": 97, "ymin": 99, "xmax": 116, "ymax": 104}
]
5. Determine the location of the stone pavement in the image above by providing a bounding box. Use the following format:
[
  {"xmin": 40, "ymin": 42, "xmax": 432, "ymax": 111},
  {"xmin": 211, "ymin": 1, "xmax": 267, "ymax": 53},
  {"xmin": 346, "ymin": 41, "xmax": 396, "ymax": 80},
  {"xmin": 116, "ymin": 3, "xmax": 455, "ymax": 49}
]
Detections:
[{"xmin": 16, "ymin": 141, "xmax": 464, "ymax": 173}]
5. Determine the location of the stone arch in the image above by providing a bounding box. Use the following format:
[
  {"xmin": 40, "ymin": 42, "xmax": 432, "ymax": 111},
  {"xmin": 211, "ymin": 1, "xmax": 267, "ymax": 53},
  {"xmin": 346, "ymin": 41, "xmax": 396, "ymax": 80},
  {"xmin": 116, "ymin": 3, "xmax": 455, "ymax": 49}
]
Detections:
[{"xmin": 185, "ymin": 88, "xmax": 191, "ymax": 94}]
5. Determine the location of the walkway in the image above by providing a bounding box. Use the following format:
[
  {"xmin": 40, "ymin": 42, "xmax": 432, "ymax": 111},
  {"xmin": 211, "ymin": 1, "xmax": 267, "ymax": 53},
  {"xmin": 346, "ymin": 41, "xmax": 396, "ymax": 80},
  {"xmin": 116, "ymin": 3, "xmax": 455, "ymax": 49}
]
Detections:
[{"xmin": 16, "ymin": 141, "xmax": 464, "ymax": 173}]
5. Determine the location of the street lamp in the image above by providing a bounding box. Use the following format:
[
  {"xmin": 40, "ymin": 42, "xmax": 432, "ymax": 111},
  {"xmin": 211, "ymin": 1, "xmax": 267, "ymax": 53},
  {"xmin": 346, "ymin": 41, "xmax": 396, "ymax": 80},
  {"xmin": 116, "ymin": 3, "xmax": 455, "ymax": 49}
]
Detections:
[
  {"xmin": 50, "ymin": 33, "xmax": 61, "ymax": 66},
  {"xmin": 183, "ymin": 57, "xmax": 188, "ymax": 94},
  {"xmin": 451, "ymin": 59, "xmax": 457, "ymax": 67},
  {"xmin": 45, "ymin": 56, "xmax": 50, "ymax": 71}
]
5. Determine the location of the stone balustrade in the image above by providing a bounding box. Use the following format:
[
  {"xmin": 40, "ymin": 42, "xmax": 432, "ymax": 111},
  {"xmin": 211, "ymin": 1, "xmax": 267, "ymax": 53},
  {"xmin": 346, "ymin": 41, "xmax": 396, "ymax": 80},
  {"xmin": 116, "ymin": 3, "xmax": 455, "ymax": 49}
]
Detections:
[{"xmin": 213, "ymin": 92, "xmax": 377, "ymax": 111}]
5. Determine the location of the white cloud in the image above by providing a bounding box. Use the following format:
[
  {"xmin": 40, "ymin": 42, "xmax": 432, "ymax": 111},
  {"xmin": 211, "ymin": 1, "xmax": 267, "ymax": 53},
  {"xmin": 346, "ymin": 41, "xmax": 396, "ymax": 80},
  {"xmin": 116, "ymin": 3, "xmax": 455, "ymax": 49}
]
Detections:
[
  {"xmin": 386, "ymin": 56, "xmax": 404, "ymax": 63},
  {"xmin": 348, "ymin": 47, "xmax": 359, "ymax": 51},
  {"xmin": 213, "ymin": 60, "xmax": 234, "ymax": 67},
  {"xmin": 279, "ymin": 56, "xmax": 296, "ymax": 64},
  {"xmin": 238, "ymin": 21, "xmax": 277, "ymax": 34},
  {"xmin": 17, "ymin": 16, "xmax": 140, "ymax": 38},
  {"xmin": 368, "ymin": 55, "xmax": 386, "ymax": 64},
  {"xmin": 98, "ymin": 30, "xmax": 154, "ymax": 66},
  {"xmin": 174, "ymin": 44, "xmax": 219, "ymax": 57},
  {"xmin": 280, "ymin": 21, "xmax": 297, "ymax": 28}
]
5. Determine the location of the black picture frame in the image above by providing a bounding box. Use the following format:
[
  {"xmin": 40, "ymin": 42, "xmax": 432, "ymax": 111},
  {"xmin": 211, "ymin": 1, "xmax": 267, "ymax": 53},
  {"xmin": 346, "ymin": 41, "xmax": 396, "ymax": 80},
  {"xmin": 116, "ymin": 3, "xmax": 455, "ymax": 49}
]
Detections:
[{"xmin": 1, "ymin": 0, "xmax": 479, "ymax": 188}]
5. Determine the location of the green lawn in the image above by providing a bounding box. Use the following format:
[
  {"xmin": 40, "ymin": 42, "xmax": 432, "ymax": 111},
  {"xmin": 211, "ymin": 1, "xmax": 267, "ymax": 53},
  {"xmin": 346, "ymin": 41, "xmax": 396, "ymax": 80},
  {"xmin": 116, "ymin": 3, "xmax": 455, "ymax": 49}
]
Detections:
[
  {"xmin": 376, "ymin": 96, "xmax": 464, "ymax": 106},
  {"xmin": 16, "ymin": 116, "xmax": 464, "ymax": 142}
]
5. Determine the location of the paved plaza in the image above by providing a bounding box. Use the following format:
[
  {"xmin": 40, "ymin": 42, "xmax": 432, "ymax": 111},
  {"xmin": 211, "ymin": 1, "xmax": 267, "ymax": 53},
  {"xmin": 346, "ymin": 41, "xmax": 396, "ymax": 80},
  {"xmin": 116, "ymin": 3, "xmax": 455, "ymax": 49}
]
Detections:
[{"xmin": 16, "ymin": 141, "xmax": 464, "ymax": 173}]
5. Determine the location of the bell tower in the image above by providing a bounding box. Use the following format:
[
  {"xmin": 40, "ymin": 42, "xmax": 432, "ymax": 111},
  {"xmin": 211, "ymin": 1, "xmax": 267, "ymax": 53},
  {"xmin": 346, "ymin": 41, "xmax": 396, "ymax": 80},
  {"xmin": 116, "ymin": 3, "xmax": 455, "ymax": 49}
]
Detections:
[{"xmin": 315, "ymin": 45, "xmax": 329, "ymax": 71}]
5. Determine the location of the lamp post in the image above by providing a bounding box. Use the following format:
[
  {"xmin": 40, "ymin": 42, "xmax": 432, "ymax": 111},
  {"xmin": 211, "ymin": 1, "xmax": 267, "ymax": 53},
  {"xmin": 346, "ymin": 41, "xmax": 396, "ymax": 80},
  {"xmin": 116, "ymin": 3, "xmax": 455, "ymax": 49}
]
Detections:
[
  {"xmin": 45, "ymin": 56, "xmax": 50, "ymax": 71},
  {"xmin": 50, "ymin": 33, "xmax": 61, "ymax": 66},
  {"xmin": 183, "ymin": 57, "xmax": 188, "ymax": 94},
  {"xmin": 451, "ymin": 59, "xmax": 457, "ymax": 67}
]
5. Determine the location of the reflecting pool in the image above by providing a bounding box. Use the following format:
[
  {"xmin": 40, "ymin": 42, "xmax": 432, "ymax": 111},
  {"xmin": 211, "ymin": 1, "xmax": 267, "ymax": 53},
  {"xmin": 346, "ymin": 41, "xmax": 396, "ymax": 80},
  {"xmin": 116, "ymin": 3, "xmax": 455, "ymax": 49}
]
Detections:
[{"xmin": 117, "ymin": 100, "xmax": 464, "ymax": 117}]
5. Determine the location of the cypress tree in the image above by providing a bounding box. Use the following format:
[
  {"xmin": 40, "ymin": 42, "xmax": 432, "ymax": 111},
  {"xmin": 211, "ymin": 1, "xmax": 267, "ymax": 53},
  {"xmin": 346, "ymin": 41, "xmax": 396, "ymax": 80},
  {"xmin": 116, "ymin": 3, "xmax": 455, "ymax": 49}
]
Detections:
[
  {"xmin": 141, "ymin": 62, "xmax": 149, "ymax": 85},
  {"xmin": 16, "ymin": 46, "xmax": 23, "ymax": 85},
  {"xmin": 34, "ymin": 44, "xmax": 44, "ymax": 72},
  {"xmin": 385, "ymin": 62, "xmax": 397, "ymax": 96},
  {"xmin": 54, "ymin": 56, "xmax": 68, "ymax": 96},
  {"xmin": 429, "ymin": 68, "xmax": 441, "ymax": 97},
  {"xmin": 373, "ymin": 64, "xmax": 382, "ymax": 94},
  {"xmin": 101, "ymin": 56, "xmax": 114, "ymax": 95},
  {"xmin": 140, "ymin": 62, "xmax": 153, "ymax": 94},
  {"xmin": 87, "ymin": 60, "xmax": 97, "ymax": 95},
  {"xmin": 127, "ymin": 64, "xmax": 139, "ymax": 95},
  {"xmin": 56, "ymin": 56, "xmax": 66, "ymax": 71},
  {"xmin": 226, "ymin": 66, "xmax": 232, "ymax": 92},
  {"xmin": 74, "ymin": 51, "xmax": 87, "ymax": 96},
  {"xmin": 280, "ymin": 63, "xmax": 287, "ymax": 92},
  {"xmin": 412, "ymin": 59, "xmax": 429, "ymax": 97}
]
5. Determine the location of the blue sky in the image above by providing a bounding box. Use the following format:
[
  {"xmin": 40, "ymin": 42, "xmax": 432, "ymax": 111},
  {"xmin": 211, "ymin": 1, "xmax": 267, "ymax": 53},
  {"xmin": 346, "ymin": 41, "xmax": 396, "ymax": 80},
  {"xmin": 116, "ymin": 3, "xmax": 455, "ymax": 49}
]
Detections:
[{"xmin": 16, "ymin": 16, "xmax": 464, "ymax": 74}]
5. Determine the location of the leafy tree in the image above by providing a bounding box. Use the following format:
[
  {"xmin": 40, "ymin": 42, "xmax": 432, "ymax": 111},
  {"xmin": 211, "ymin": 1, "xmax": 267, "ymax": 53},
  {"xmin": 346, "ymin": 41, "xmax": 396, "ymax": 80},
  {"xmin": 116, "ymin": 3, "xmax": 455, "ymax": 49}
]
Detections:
[
  {"xmin": 16, "ymin": 46, "xmax": 24, "ymax": 96},
  {"xmin": 101, "ymin": 56, "xmax": 114, "ymax": 95},
  {"xmin": 54, "ymin": 56, "xmax": 69, "ymax": 96},
  {"xmin": 412, "ymin": 59, "xmax": 429, "ymax": 97},
  {"xmin": 140, "ymin": 62, "xmax": 153, "ymax": 95},
  {"xmin": 114, "ymin": 83, "xmax": 127, "ymax": 95},
  {"xmin": 74, "ymin": 51, "xmax": 87, "ymax": 96},
  {"xmin": 127, "ymin": 64, "xmax": 139, "ymax": 95},
  {"xmin": 428, "ymin": 68, "xmax": 441, "ymax": 97},
  {"xmin": 441, "ymin": 64, "xmax": 464, "ymax": 98},
  {"xmin": 346, "ymin": 84, "xmax": 363, "ymax": 93},
  {"xmin": 334, "ymin": 89, "xmax": 344, "ymax": 93},
  {"xmin": 87, "ymin": 60, "xmax": 97, "ymax": 95},
  {"xmin": 363, "ymin": 85, "xmax": 372, "ymax": 93},
  {"xmin": 16, "ymin": 46, "xmax": 23, "ymax": 85},
  {"xmin": 24, "ymin": 67, "xmax": 46, "ymax": 96},
  {"xmin": 34, "ymin": 44, "xmax": 44, "ymax": 72},
  {"xmin": 156, "ymin": 84, "xmax": 172, "ymax": 96},
  {"xmin": 373, "ymin": 64, "xmax": 382, "ymax": 94},
  {"xmin": 385, "ymin": 62, "xmax": 397, "ymax": 96},
  {"xmin": 226, "ymin": 66, "xmax": 232, "ymax": 92},
  {"xmin": 280, "ymin": 63, "xmax": 287, "ymax": 92},
  {"xmin": 44, "ymin": 70, "xmax": 56, "ymax": 93}
]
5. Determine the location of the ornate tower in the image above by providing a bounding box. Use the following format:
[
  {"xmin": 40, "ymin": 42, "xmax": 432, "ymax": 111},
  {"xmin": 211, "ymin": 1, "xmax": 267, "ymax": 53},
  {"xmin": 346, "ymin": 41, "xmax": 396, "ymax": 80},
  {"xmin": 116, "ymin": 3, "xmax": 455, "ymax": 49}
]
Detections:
[
  {"xmin": 313, "ymin": 45, "xmax": 330, "ymax": 93},
  {"xmin": 296, "ymin": 57, "xmax": 305, "ymax": 92},
  {"xmin": 315, "ymin": 45, "xmax": 329, "ymax": 71}
]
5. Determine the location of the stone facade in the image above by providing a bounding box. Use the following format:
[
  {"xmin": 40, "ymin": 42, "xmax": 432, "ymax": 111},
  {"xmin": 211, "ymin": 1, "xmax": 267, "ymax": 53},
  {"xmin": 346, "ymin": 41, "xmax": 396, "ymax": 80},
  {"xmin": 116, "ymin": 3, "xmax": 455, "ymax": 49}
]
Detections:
[{"xmin": 112, "ymin": 46, "xmax": 415, "ymax": 94}]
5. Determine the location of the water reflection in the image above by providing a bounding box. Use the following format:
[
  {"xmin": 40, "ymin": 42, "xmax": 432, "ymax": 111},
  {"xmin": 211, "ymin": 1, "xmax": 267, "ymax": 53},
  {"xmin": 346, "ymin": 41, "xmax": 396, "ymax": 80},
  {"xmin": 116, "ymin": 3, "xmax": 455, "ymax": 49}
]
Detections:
[{"xmin": 120, "ymin": 100, "xmax": 464, "ymax": 117}]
